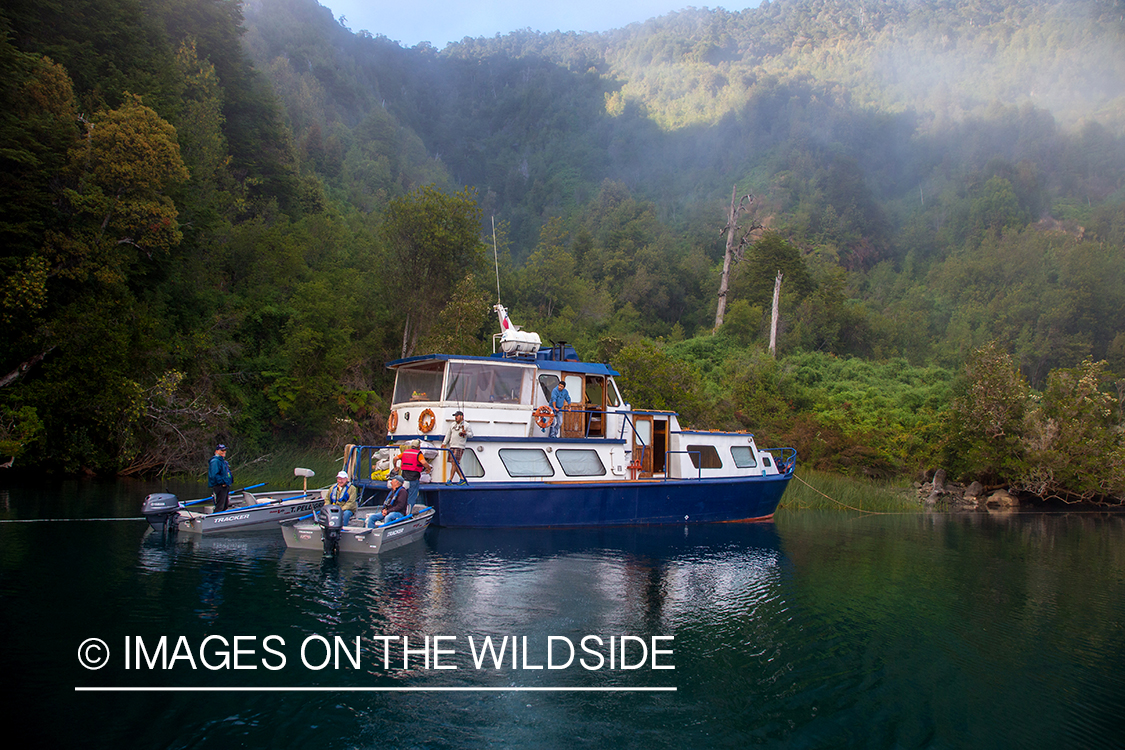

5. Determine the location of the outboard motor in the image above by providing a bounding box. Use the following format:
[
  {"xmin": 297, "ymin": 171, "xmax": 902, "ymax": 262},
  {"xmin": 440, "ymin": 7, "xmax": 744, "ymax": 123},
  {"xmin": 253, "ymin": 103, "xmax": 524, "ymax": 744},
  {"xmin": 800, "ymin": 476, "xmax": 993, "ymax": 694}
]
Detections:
[
  {"xmin": 142, "ymin": 493, "xmax": 182, "ymax": 535},
  {"xmin": 319, "ymin": 505, "xmax": 344, "ymax": 556}
]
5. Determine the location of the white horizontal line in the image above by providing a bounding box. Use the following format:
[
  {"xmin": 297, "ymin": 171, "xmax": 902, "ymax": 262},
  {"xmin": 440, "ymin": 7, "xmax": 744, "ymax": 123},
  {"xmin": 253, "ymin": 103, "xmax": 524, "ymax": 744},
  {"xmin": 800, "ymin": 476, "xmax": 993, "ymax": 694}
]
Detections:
[
  {"xmin": 0, "ymin": 518, "xmax": 145, "ymax": 523},
  {"xmin": 75, "ymin": 686, "xmax": 675, "ymax": 693}
]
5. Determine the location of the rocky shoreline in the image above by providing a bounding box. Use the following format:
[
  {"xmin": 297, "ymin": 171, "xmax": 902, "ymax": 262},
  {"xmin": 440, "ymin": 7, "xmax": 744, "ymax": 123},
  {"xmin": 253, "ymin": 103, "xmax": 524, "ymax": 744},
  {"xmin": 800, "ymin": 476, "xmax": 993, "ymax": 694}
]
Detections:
[{"xmin": 914, "ymin": 468, "xmax": 1022, "ymax": 513}]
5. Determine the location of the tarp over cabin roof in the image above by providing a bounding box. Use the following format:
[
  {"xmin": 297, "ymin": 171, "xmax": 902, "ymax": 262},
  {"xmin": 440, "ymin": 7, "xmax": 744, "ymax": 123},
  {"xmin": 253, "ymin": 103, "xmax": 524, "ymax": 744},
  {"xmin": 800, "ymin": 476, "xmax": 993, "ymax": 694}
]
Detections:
[{"xmin": 385, "ymin": 353, "xmax": 620, "ymax": 378}]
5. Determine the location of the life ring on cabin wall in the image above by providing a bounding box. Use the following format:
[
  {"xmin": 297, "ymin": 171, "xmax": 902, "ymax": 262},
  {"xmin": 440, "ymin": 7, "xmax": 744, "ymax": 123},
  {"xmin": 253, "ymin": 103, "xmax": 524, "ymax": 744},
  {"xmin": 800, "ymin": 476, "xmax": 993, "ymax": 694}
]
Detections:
[
  {"xmin": 418, "ymin": 408, "xmax": 436, "ymax": 433},
  {"xmin": 533, "ymin": 405, "xmax": 554, "ymax": 429},
  {"xmin": 387, "ymin": 410, "xmax": 399, "ymax": 433}
]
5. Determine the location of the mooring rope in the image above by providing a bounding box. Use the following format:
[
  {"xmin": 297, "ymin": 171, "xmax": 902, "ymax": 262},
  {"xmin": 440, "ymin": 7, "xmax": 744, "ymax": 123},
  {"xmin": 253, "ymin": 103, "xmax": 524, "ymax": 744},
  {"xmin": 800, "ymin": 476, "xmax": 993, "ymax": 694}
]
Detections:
[
  {"xmin": 0, "ymin": 517, "xmax": 145, "ymax": 523},
  {"xmin": 789, "ymin": 473, "xmax": 891, "ymax": 515}
]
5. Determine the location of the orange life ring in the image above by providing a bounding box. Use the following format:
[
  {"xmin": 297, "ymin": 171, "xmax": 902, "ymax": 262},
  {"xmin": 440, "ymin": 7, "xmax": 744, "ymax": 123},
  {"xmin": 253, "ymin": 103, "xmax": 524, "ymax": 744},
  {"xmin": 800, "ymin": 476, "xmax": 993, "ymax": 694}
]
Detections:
[
  {"xmin": 533, "ymin": 405, "xmax": 554, "ymax": 429},
  {"xmin": 387, "ymin": 410, "xmax": 399, "ymax": 433},
  {"xmin": 418, "ymin": 408, "xmax": 436, "ymax": 433}
]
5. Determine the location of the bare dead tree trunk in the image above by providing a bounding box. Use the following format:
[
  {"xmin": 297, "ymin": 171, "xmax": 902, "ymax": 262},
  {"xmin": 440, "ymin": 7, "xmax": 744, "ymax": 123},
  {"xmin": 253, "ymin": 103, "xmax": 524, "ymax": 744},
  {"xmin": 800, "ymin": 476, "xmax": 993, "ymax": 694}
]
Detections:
[
  {"xmin": 769, "ymin": 271, "xmax": 783, "ymax": 357},
  {"xmin": 714, "ymin": 186, "xmax": 739, "ymax": 333},
  {"xmin": 713, "ymin": 186, "xmax": 763, "ymax": 333},
  {"xmin": 401, "ymin": 315, "xmax": 412, "ymax": 359},
  {"xmin": 0, "ymin": 348, "xmax": 53, "ymax": 388}
]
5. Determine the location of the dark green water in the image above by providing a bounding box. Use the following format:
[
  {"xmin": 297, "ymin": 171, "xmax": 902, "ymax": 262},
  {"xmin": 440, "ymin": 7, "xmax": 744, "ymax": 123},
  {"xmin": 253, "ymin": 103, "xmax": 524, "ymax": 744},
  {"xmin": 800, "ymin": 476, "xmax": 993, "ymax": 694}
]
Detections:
[{"xmin": 1, "ymin": 478, "xmax": 1123, "ymax": 749}]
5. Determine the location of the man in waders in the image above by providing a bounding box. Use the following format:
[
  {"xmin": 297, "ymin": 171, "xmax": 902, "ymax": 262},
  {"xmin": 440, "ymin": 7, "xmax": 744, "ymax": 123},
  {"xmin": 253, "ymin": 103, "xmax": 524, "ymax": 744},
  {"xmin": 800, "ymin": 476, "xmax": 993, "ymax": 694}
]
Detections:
[{"xmin": 208, "ymin": 444, "xmax": 233, "ymax": 513}]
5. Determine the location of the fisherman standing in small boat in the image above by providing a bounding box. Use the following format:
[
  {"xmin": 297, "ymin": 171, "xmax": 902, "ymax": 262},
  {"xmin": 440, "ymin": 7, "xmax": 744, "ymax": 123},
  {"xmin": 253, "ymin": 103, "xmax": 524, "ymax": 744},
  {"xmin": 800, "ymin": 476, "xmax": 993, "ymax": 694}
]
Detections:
[
  {"xmin": 442, "ymin": 410, "xmax": 473, "ymax": 483},
  {"xmin": 327, "ymin": 470, "xmax": 358, "ymax": 526},
  {"xmin": 395, "ymin": 440, "xmax": 430, "ymax": 508},
  {"xmin": 208, "ymin": 443, "xmax": 233, "ymax": 513},
  {"xmin": 547, "ymin": 380, "xmax": 571, "ymax": 438}
]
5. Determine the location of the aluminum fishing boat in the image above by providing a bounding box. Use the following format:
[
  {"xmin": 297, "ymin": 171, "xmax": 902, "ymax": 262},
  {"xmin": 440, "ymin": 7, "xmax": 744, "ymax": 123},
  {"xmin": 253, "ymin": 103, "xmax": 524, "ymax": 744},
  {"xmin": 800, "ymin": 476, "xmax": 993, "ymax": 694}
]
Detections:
[
  {"xmin": 345, "ymin": 305, "xmax": 795, "ymax": 529},
  {"xmin": 280, "ymin": 504, "xmax": 436, "ymax": 555},
  {"xmin": 141, "ymin": 473, "xmax": 326, "ymax": 535}
]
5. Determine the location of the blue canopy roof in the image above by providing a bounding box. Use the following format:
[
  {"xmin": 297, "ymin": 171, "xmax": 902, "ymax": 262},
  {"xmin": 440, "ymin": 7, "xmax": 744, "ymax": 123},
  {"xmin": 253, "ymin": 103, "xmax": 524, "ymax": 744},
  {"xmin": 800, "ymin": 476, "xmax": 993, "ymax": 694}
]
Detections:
[{"xmin": 386, "ymin": 353, "xmax": 620, "ymax": 377}]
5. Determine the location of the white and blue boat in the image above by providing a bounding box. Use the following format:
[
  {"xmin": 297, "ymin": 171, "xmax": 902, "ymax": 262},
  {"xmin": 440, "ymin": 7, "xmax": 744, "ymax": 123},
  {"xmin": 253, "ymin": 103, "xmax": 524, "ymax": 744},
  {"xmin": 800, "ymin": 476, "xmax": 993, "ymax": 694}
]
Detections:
[{"xmin": 345, "ymin": 305, "xmax": 795, "ymax": 529}]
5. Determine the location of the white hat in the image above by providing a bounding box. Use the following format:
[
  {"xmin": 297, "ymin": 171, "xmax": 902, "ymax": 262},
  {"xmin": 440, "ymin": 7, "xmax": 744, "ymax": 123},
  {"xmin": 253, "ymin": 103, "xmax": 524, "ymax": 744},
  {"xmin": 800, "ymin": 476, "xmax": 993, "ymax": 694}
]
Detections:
[{"xmin": 336, "ymin": 471, "xmax": 349, "ymax": 480}]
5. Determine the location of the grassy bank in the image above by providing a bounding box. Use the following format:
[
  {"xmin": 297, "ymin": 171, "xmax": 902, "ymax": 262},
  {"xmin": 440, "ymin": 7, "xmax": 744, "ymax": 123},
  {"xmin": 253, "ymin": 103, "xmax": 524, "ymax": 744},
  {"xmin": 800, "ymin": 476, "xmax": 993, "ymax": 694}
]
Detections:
[
  {"xmin": 777, "ymin": 469, "xmax": 920, "ymax": 514},
  {"xmin": 190, "ymin": 447, "xmax": 346, "ymax": 493}
]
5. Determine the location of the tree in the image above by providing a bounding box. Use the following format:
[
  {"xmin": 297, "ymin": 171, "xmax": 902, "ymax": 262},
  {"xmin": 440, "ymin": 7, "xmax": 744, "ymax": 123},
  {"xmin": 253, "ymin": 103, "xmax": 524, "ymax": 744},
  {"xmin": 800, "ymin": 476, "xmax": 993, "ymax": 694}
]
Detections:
[
  {"xmin": 46, "ymin": 94, "xmax": 189, "ymax": 284},
  {"xmin": 730, "ymin": 232, "xmax": 815, "ymax": 308},
  {"xmin": 519, "ymin": 216, "xmax": 584, "ymax": 320},
  {"xmin": 416, "ymin": 273, "xmax": 492, "ymax": 356},
  {"xmin": 381, "ymin": 185, "xmax": 487, "ymax": 357},
  {"xmin": 1017, "ymin": 359, "xmax": 1125, "ymax": 504},
  {"xmin": 948, "ymin": 341, "xmax": 1030, "ymax": 483},
  {"xmin": 713, "ymin": 186, "xmax": 763, "ymax": 332}
]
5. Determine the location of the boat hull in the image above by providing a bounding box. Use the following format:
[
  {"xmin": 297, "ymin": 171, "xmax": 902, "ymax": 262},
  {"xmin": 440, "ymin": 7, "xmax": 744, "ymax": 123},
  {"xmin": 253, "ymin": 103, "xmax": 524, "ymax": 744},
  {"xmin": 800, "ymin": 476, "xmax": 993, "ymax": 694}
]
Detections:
[
  {"xmin": 174, "ymin": 495, "xmax": 326, "ymax": 535},
  {"xmin": 281, "ymin": 507, "xmax": 435, "ymax": 554},
  {"xmin": 416, "ymin": 474, "xmax": 790, "ymax": 528}
]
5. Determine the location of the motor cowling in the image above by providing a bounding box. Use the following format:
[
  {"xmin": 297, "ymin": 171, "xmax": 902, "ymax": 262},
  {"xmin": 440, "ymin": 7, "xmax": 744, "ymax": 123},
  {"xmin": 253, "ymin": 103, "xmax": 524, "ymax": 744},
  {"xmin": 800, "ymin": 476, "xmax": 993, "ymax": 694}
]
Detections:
[
  {"xmin": 319, "ymin": 505, "xmax": 344, "ymax": 555},
  {"xmin": 142, "ymin": 493, "xmax": 181, "ymax": 534}
]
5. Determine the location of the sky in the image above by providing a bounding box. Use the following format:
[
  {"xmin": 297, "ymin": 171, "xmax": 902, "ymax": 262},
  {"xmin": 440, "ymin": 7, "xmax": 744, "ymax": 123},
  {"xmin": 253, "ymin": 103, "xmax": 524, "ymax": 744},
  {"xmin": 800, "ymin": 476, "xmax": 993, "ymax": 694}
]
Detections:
[{"xmin": 319, "ymin": 1, "xmax": 763, "ymax": 49}]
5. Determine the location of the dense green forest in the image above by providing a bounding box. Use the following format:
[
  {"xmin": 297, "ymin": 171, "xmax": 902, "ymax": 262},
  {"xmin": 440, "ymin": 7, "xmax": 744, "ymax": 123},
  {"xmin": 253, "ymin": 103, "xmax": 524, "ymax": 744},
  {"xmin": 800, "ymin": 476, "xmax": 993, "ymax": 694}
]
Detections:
[{"xmin": 1, "ymin": 0, "xmax": 1123, "ymax": 502}]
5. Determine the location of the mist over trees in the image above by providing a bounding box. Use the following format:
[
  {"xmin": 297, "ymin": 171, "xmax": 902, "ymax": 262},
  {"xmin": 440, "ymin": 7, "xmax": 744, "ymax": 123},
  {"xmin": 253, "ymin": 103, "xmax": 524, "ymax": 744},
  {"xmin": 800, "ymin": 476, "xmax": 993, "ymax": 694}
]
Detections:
[{"xmin": 1, "ymin": 0, "xmax": 1123, "ymax": 500}]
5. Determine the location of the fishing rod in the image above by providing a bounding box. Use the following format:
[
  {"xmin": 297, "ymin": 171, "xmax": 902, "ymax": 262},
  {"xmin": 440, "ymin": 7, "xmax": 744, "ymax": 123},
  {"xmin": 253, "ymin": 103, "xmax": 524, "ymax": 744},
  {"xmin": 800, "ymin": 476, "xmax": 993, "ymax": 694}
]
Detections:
[{"xmin": 180, "ymin": 482, "xmax": 267, "ymax": 508}]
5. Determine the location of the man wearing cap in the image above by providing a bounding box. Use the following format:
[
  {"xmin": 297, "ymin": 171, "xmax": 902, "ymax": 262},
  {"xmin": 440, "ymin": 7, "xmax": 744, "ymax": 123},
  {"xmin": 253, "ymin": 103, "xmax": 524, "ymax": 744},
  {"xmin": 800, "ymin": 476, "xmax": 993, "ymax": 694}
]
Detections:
[
  {"xmin": 394, "ymin": 439, "xmax": 430, "ymax": 509},
  {"xmin": 367, "ymin": 475, "xmax": 408, "ymax": 527},
  {"xmin": 208, "ymin": 444, "xmax": 233, "ymax": 513},
  {"xmin": 326, "ymin": 470, "xmax": 358, "ymax": 526},
  {"xmin": 442, "ymin": 411, "xmax": 473, "ymax": 484}
]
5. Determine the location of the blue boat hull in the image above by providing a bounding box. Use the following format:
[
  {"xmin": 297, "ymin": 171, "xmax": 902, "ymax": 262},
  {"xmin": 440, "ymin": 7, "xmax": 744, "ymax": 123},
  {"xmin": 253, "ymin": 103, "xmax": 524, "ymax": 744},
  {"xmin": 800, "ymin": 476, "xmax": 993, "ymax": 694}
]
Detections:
[{"xmin": 417, "ymin": 474, "xmax": 791, "ymax": 528}]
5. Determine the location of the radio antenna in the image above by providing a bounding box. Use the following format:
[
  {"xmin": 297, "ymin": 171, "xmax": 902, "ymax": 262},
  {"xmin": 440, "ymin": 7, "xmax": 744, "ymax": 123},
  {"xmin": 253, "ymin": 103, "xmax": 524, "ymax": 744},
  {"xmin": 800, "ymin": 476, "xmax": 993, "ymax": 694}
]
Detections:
[{"xmin": 492, "ymin": 215, "xmax": 501, "ymax": 305}]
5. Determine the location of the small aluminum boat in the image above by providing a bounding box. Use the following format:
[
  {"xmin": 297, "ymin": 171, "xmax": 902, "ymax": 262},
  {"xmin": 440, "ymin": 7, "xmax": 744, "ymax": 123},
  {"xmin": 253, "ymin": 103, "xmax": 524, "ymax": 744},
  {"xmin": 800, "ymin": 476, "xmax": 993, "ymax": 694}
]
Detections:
[
  {"xmin": 281, "ymin": 504, "xmax": 435, "ymax": 555},
  {"xmin": 142, "ymin": 489, "xmax": 325, "ymax": 535}
]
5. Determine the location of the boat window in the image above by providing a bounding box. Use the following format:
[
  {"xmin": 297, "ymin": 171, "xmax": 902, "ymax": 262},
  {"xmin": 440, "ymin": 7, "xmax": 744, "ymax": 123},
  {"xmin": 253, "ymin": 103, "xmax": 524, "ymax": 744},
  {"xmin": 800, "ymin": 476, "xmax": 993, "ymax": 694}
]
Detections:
[
  {"xmin": 393, "ymin": 363, "xmax": 444, "ymax": 404},
  {"xmin": 606, "ymin": 379, "xmax": 621, "ymax": 407},
  {"xmin": 445, "ymin": 362, "xmax": 531, "ymax": 405},
  {"xmin": 762, "ymin": 456, "xmax": 772, "ymax": 468},
  {"xmin": 498, "ymin": 449, "xmax": 555, "ymax": 478},
  {"xmin": 730, "ymin": 446, "xmax": 758, "ymax": 468},
  {"xmin": 686, "ymin": 445, "xmax": 723, "ymax": 469},
  {"xmin": 563, "ymin": 374, "xmax": 583, "ymax": 400},
  {"xmin": 538, "ymin": 373, "xmax": 559, "ymax": 401},
  {"xmin": 454, "ymin": 448, "xmax": 485, "ymax": 478},
  {"xmin": 584, "ymin": 377, "xmax": 604, "ymax": 407},
  {"xmin": 556, "ymin": 450, "xmax": 606, "ymax": 477}
]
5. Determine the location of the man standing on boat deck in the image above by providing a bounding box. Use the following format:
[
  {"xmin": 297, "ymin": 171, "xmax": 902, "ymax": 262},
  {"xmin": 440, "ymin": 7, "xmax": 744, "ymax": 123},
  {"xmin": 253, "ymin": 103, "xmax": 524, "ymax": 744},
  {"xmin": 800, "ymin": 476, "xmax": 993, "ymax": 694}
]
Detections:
[
  {"xmin": 395, "ymin": 440, "xmax": 430, "ymax": 509},
  {"xmin": 547, "ymin": 380, "xmax": 571, "ymax": 438},
  {"xmin": 442, "ymin": 410, "xmax": 473, "ymax": 483},
  {"xmin": 208, "ymin": 444, "xmax": 233, "ymax": 513},
  {"xmin": 326, "ymin": 470, "xmax": 358, "ymax": 526}
]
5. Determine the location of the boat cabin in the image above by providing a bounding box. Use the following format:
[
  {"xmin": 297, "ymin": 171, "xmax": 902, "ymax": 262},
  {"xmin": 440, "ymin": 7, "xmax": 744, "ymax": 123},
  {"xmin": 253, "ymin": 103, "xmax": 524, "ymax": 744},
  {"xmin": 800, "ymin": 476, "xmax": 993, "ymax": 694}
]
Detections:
[{"xmin": 379, "ymin": 345, "xmax": 789, "ymax": 487}]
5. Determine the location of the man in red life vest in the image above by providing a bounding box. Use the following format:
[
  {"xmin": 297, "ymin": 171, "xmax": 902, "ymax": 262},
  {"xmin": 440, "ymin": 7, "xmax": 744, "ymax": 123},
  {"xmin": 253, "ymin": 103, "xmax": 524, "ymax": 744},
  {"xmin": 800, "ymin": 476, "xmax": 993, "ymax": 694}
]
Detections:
[{"xmin": 394, "ymin": 439, "xmax": 430, "ymax": 510}]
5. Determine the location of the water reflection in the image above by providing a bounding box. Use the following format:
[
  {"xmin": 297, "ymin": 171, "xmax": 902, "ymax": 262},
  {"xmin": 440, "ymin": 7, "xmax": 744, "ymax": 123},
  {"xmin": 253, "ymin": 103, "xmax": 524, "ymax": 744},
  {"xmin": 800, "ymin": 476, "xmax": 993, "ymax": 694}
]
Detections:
[
  {"xmin": 268, "ymin": 523, "xmax": 787, "ymax": 687},
  {"xmin": 10, "ymin": 471, "xmax": 1122, "ymax": 749}
]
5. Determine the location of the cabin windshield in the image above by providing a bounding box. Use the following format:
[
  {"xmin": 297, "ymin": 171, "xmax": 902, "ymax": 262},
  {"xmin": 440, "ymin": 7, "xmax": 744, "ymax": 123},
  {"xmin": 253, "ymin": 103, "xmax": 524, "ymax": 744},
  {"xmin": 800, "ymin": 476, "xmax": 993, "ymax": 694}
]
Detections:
[
  {"xmin": 393, "ymin": 362, "xmax": 444, "ymax": 404},
  {"xmin": 444, "ymin": 362, "xmax": 534, "ymax": 405}
]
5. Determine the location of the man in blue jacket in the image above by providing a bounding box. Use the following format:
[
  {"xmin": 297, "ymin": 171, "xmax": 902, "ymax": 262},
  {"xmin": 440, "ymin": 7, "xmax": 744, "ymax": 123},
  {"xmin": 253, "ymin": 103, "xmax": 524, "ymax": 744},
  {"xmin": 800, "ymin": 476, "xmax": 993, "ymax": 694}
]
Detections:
[
  {"xmin": 208, "ymin": 444, "xmax": 233, "ymax": 513},
  {"xmin": 547, "ymin": 380, "xmax": 571, "ymax": 438}
]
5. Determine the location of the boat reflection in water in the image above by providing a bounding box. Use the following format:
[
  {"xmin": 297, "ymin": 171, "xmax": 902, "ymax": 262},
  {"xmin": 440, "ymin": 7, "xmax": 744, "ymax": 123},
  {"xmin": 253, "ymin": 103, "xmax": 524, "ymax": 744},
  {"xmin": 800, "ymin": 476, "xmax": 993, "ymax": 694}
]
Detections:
[{"xmin": 274, "ymin": 521, "xmax": 786, "ymax": 679}]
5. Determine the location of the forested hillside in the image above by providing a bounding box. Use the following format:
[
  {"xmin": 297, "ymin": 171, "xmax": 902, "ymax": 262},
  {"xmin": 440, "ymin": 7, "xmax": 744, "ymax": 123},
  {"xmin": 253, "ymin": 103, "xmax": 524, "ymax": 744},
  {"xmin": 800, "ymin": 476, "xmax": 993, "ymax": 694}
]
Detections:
[{"xmin": 2, "ymin": 0, "xmax": 1123, "ymax": 500}]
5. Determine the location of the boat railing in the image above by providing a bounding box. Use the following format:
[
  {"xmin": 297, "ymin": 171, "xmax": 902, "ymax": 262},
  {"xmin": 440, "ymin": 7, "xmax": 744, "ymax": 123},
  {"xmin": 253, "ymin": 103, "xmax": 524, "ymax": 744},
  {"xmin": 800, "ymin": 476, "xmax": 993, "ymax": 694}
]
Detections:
[
  {"xmin": 769, "ymin": 447, "xmax": 797, "ymax": 476},
  {"xmin": 429, "ymin": 445, "xmax": 473, "ymax": 486}
]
